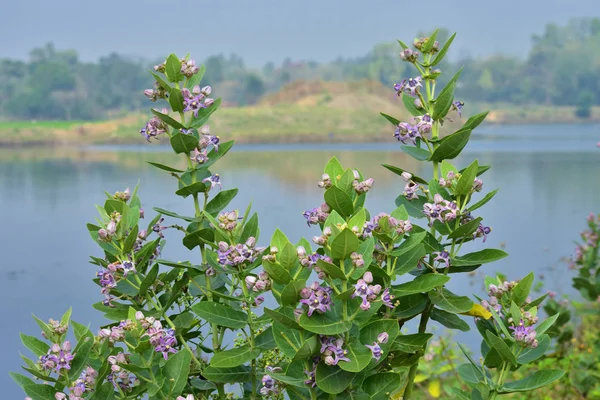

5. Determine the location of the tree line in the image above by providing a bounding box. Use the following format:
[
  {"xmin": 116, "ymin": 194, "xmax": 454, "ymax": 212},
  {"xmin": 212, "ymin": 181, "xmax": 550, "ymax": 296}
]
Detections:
[{"xmin": 1, "ymin": 17, "xmax": 599, "ymax": 121}]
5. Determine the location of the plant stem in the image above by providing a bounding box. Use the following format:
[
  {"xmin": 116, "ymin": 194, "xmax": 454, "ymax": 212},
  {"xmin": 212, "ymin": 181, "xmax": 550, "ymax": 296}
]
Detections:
[
  {"xmin": 403, "ymin": 303, "xmax": 431, "ymax": 399},
  {"xmin": 241, "ymin": 281, "xmax": 257, "ymax": 399}
]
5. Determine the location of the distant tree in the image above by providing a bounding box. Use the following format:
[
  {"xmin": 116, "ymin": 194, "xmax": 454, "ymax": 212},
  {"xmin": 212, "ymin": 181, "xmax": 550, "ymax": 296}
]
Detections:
[{"xmin": 575, "ymin": 90, "xmax": 594, "ymax": 119}]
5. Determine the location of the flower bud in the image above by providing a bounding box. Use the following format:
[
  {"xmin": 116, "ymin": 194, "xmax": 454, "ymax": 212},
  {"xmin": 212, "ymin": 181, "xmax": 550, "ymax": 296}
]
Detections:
[
  {"xmin": 192, "ymin": 85, "xmax": 201, "ymax": 95},
  {"xmin": 135, "ymin": 311, "xmax": 144, "ymax": 320},
  {"xmin": 205, "ymin": 267, "xmax": 216, "ymax": 276},
  {"xmin": 363, "ymin": 271, "xmax": 373, "ymax": 284},
  {"xmin": 377, "ymin": 332, "xmax": 389, "ymax": 344},
  {"xmin": 297, "ymin": 246, "xmax": 307, "ymax": 258},
  {"xmin": 300, "ymin": 287, "xmax": 312, "ymax": 299},
  {"xmin": 270, "ymin": 246, "xmax": 278, "ymax": 255},
  {"xmin": 323, "ymin": 226, "xmax": 332, "ymax": 236},
  {"xmin": 352, "ymin": 170, "xmax": 360, "ymax": 180},
  {"xmin": 201, "ymin": 86, "xmax": 212, "ymax": 96},
  {"xmin": 245, "ymin": 275, "xmax": 257, "ymax": 288},
  {"xmin": 254, "ymin": 296, "xmax": 264, "ymax": 306},
  {"xmin": 55, "ymin": 393, "xmax": 67, "ymax": 400},
  {"xmin": 245, "ymin": 237, "xmax": 257, "ymax": 247},
  {"xmin": 218, "ymin": 241, "xmax": 229, "ymax": 252},
  {"xmin": 204, "ymin": 98, "xmax": 214, "ymax": 107},
  {"xmin": 324, "ymin": 355, "xmax": 336, "ymax": 365}
]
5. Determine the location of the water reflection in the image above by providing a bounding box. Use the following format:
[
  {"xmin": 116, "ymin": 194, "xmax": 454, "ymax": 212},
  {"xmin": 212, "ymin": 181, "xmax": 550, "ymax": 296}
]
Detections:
[{"xmin": 1, "ymin": 135, "xmax": 599, "ymax": 397}]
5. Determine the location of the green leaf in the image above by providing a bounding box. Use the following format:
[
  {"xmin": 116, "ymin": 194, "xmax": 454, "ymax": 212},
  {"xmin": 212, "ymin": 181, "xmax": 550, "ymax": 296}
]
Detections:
[
  {"xmin": 536, "ymin": 313, "xmax": 559, "ymax": 335},
  {"xmin": 463, "ymin": 111, "xmax": 489, "ymax": 131},
  {"xmin": 429, "ymin": 288, "xmax": 473, "ymax": 313},
  {"xmin": 348, "ymin": 208, "xmax": 367, "ymax": 232},
  {"xmin": 338, "ymin": 340, "xmax": 372, "ymax": 373},
  {"xmin": 32, "ymin": 314, "xmax": 55, "ymax": 341},
  {"xmin": 511, "ymin": 272, "xmax": 534, "ymax": 306},
  {"xmin": 205, "ymin": 189, "xmax": 238, "ymax": 216},
  {"xmin": 380, "ymin": 112, "xmax": 400, "ymax": 126},
  {"xmin": 150, "ymin": 71, "xmax": 171, "ymax": 91},
  {"xmin": 401, "ymin": 145, "xmax": 431, "ymax": 161},
  {"xmin": 168, "ymin": 87, "xmax": 184, "ymax": 112},
  {"xmin": 190, "ymin": 302, "xmax": 247, "ymax": 329},
  {"xmin": 324, "ymin": 186, "xmax": 354, "ymax": 218},
  {"xmin": 330, "ymin": 228, "xmax": 360, "ymax": 260},
  {"xmin": 467, "ymin": 189, "xmax": 499, "ymax": 213},
  {"xmin": 392, "ymin": 293, "xmax": 428, "ymax": 319},
  {"xmin": 485, "ymin": 331, "xmax": 517, "ymax": 366},
  {"xmin": 279, "ymin": 242, "xmax": 297, "ymax": 270},
  {"xmin": 293, "ymin": 335, "xmax": 319, "ymax": 361},
  {"xmin": 264, "ymin": 307, "xmax": 301, "ymax": 330},
  {"xmin": 422, "ymin": 29, "xmax": 439, "ymax": 52},
  {"xmin": 69, "ymin": 327, "xmax": 94, "ymax": 381},
  {"xmin": 202, "ymin": 366, "xmax": 251, "ymax": 383},
  {"xmin": 394, "ymin": 244, "xmax": 426, "ymax": 276},
  {"xmin": 362, "ymin": 372, "xmax": 405, "ymax": 400},
  {"xmin": 325, "ymin": 156, "xmax": 345, "ymax": 181},
  {"xmin": 432, "ymin": 82, "xmax": 456, "ymax": 121},
  {"xmin": 183, "ymin": 228, "xmax": 214, "ymax": 250},
  {"xmin": 402, "ymin": 93, "xmax": 424, "ymax": 116},
  {"xmin": 456, "ymin": 160, "xmax": 479, "ymax": 196},
  {"xmin": 360, "ymin": 319, "xmax": 400, "ymax": 363},
  {"xmin": 517, "ymin": 334, "xmax": 551, "ymax": 364},
  {"xmin": 498, "ymin": 370, "xmax": 565, "ymax": 393},
  {"xmin": 240, "ymin": 213, "xmax": 259, "ymax": 244},
  {"xmin": 316, "ymin": 363, "xmax": 354, "ymax": 394},
  {"xmin": 431, "ymin": 308, "xmax": 470, "ymax": 331},
  {"xmin": 458, "ymin": 364, "xmax": 485, "ymax": 385},
  {"xmin": 429, "ymin": 128, "xmax": 472, "ymax": 161},
  {"xmin": 71, "ymin": 320, "xmax": 90, "ymax": 342},
  {"xmin": 316, "ymin": 259, "xmax": 346, "ymax": 280},
  {"xmin": 210, "ymin": 345, "xmax": 261, "ymax": 367},
  {"xmin": 298, "ymin": 311, "xmax": 352, "ymax": 335},
  {"xmin": 190, "ymin": 98, "xmax": 222, "ymax": 128},
  {"xmin": 391, "ymin": 333, "xmax": 433, "ymax": 353},
  {"xmin": 152, "ymin": 207, "xmax": 195, "ymax": 222},
  {"xmin": 165, "ymin": 53, "xmax": 183, "ymax": 82},
  {"xmin": 185, "ymin": 64, "xmax": 206, "ymax": 89},
  {"xmin": 272, "ymin": 322, "xmax": 304, "ymax": 357},
  {"xmin": 448, "ymin": 217, "xmax": 483, "ymax": 239},
  {"xmin": 392, "ymin": 274, "xmax": 450, "ymax": 297},
  {"xmin": 270, "ymin": 228, "xmax": 290, "ymax": 251},
  {"xmin": 281, "ymin": 280, "xmax": 306, "ymax": 306},
  {"xmin": 255, "ymin": 327, "xmax": 276, "ymax": 350},
  {"xmin": 453, "ymin": 249, "xmax": 508, "ymax": 266},
  {"xmin": 122, "ymin": 225, "xmax": 139, "ymax": 253},
  {"xmin": 395, "ymin": 195, "xmax": 428, "ymax": 219},
  {"xmin": 150, "ymin": 110, "xmax": 182, "ymax": 132},
  {"xmin": 22, "ymin": 382, "xmax": 57, "ymax": 400},
  {"xmin": 430, "ymin": 32, "xmax": 456, "ymax": 66},
  {"xmin": 170, "ymin": 132, "xmax": 198, "ymax": 154},
  {"xmin": 19, "ymin": 334, "xmax": 49, "ymax": 357},
  {"xmin": 382, "ymin": 164, "xmax": 428, "ymax": 184},
  {"xmin": 262, "ymin": 259, "xmax": 293, "ymax": 284},
  {"xmin": 139, "ymin": 264, "xmax": 159, "ymax": 295}
]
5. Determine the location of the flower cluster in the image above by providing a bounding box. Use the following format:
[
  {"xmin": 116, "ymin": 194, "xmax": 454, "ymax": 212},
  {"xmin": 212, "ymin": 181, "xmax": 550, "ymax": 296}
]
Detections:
[
  {"xmin": 433, "ymin": 250, "xmax": 450, "ymax": 268},
  {"xmin": 180, "ymin": 59, "xmax": 200, "ymax": 78},
  {"xmin": 41, "ymin": 318, "xmax": 68, "ymax": 339},
  {"xmin": 317, "ymin": 173, "xmax": 332, "ymax": 188},
  {"xmin": 362, "ymin": 213, "xmax": 413, "ymax": 238},
  {"xmin": 303, "ymin": 203, "xmax": 331, "ymax": 226},
  {"xmin": 352, "ymin": 177, "xmax": 374, "ymax": 195},
  {"xmin": 217, "ymin": 210, "xmax": 238, "ymax": 231},
  {"xmin": 137, "ymin": 312, "xmax": 178, "ymax": 360},
  {"xmin": 139, "ymin": 108, "xmax": 169, "ymax": 141},
  {"xmin": 394, "ymin": 76, "xmax": 423, "ymax": 97},
  {"xmin": 399, "ymin": 48, "xmax": 419, "ymax": 62},
  {"xmin": 400, "ymin": 172, "xmax": 421, "ymax": 200},
  {"xmin": 510, "ymin": 319, "xmax": 538, "ymax": 348},
  {"xmin": 245, "ymin": 271, "xmax": 271, "ymax": 292},
  {"xmin": 143, "ymin": 82, "xmax": 168, "ymax": 102},
  {"xmin": 98, "ymin": 319, "xmax": 135, "ymax": 343},
  {"xmin": 219, "ymin": 237, "xmax": 264, "ymax": 268},
  {"xmin": 107, "ymin": 353, "xmax": 139, "ymax": 391},
  {"xmin": 312, "ymin": 226, "xmax": 332, "ymax": 246},
  {"xmin": 365, "ymin": 332, "xmax": 389, "ymax": 361},
  {"xmin": 181, "ymin": 85, "xmax": 214, "ymax": 118},
  {"xmin": 303, "ymin": 357, "xmax": 319, "ymax": 388},
  {"xmin": 423, "ymin": 194, "xmax": 458, "ymax": 226},
  {"xmin": 98, "ymin": 212, "xmax": 120, "ymax": 242},
  {"xmin": 189, "ymin": 125, "xmax": 221, "ymax": 165},
  {"xmin": 96, "ymin": 261, "xmax": 136, "ymax": 306},
  {"xmin": 39, "ymin": 341, "xmax": 75, "ymax": 373},
  {"xmin": 56, "ymin": 367, "xmax": 98, "ymax": 400},
  {"xmin": 319, "ymin": 336, "xmax": 350, "ymax": 365},
  {"xmin": 394, "ymin": 114, "xmax": 432, "ymax": 145},
  {"xmin": 260, "ymin": 366, "xmax": 282, "ymax": 396},
  {"xmin": 351, "ymin": 271, "xmax": 395, "ymax": 310},
  {"xmin": 413, "ymin": 36, "xmax": 440, "ymax": 52},
  {"xmin": 113, "ymin": 188, "xmax": 131, "ymax": 202},
  {"xmin": 300, "ymin": 282, "xmax": 333, "ymax": 316},
  {"xmin": 438, "ymin": 171, "xmax": 458, "ymax": 188}
]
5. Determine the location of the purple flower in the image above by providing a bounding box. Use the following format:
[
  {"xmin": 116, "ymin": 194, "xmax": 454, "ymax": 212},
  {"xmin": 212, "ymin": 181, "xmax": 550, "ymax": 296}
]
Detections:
[
  {"xmin": 302, "ymin": 203, "xmax": 330, "ymax": 226},
  {"xmin": 304, "ymin": 360, "xmax": 318, "ymax": 387},
  {"xmin": 394, "ymin": 121, "xmax": 421, "ymax": 144},
  {"xmin": 399, "ymin": 48, "xmax": 419, "ymax": 62},
  {"xmin": 423, "ymin": 194, "xmax": 458, "ymax": 226},
  {"xmin": 190, "ymin": 148, "xmax": 209, "ymax": 164},
  {"xmin": 300, "ymin": 282, "xmax": 333, "ymax": 316},
  {"xmin": 377, "ymin": 332, "xmax": 389, "ymax": 344},
  {"xmin": 474, "ymin": 224, "xmax": 491, "ymax": 242},
  {"xmin": 353, "ymin": 178, "xmax": 374, "ymax": 194},
  {"xmin": 140, "ymin": 109, "xmax": 169, "ymax": 142},
  {"xmin": 433, "ymin": 251, "xmax": 450, "ymax": 268},
  {"xmin": 366, "ymin": 341, "xmax": 383, "ymax": 360},
  {"xmin": 202, "ymin": 174, "xmax": 222, "ymax": 191},
  {"xmin": 120, "ymin": 261, "xmax": 136, "ymax": 276},
  {"xmin": 403, "ymin": 181, "xmax": 419, "ymax": 200},
  {"xmin": 155, "ymin": 328, "xmax": 178, "ymax": 359},
  {"xmin": 181, "ymin": 59, "xmax": 200, "ymax": 78},
  {"xmin": 46, "ymin": 341, "xmax": 75, "ymax": 372},
  {"xmin": 183, "ymin": 95, "xmax": 207, "ymax": 118},
  {"xmin": 351, "ymin": 273, "xmax": 382, "ymax": 310},
  {"xmin": 319, "ymin": 336, "xmax": 350, "ymax": 365},
  {"xmin": 510, "ymin": 320, "xmax": 538, "ymax": 348},
  {"xmin": 452, "ymin": 101, "xmax": 465, "ymax": 117},
  {"xmin": 260, "ymin": 374, "xmax": 278, "ymax": 396},
  {"xmin": 381, "ymin": 288, "xmax": 395, "ymax": 308}
]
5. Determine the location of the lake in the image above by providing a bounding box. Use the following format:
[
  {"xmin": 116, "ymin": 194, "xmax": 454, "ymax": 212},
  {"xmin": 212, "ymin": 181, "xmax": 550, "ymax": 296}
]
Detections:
[{"xmin": 2, "ymin": 123, "xmax": 599, "ymax": 397}]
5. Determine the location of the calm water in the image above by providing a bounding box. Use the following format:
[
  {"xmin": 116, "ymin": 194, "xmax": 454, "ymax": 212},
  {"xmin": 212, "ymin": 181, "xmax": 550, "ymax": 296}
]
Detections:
[{"xmin": 2, "ymin": 123, "xmax": 599, "ymax": 397}]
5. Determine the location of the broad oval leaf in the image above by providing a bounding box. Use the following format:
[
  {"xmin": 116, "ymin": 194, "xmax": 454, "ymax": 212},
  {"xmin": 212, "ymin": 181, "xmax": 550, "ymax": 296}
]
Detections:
[
  {"xmin": 392, "ymin": 274, "xmax": 450, "ymax": 297},
  {"xmin": 210, "ymin": 345, "xmax": 261, "ymax": 368},
  {"xmin": 170, "ymin": 132, "xmax": 198, "ymax": 154},
  {"xmin": 429, "ymin": 288, "xmax": 473, "ymax": 313},
  {"xmin": 430, "ymin": 308, "xmax": 470, "ymax": 331},
  {"xmin": 362, "ymin": 371, "xmax": 406, "ymax": 400},
  {"xmin": 324, "ymin": 186, "xmax": 354, "ymax": 218},
  {"xmin": 429, "ymin": 128, "xmax": 472, "ymax": 162},
  {"xmin": 330, "ymin": 228, "xmax": 360, "ymax": 260},
  {"xmin": 315, "ymin": 363, "xmax": 354, "ymax": 394},
  {"xmin": 453, "ymin": 249, "xmax": 508, "ymax": 266},
  {"xmin": 498, "ymin": 370, "xmax": 565, "ymax": 393},
  {"xmin": 190, "ymin": 302, "xmax": 247, "ymax": 329}
]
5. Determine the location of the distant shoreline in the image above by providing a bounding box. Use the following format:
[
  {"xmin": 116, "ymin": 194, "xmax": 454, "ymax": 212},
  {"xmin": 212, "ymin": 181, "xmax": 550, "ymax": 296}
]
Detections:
[{"xmin": 1, "ymin": 105, "xmax": 599, "ymax": 147}]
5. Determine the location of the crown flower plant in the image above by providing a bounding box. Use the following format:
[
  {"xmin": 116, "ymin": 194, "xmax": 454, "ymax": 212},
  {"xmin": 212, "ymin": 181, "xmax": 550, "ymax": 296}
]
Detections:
[{"xmin": 11, "ymin": 32, "xmax": 565, "ymax": 400}]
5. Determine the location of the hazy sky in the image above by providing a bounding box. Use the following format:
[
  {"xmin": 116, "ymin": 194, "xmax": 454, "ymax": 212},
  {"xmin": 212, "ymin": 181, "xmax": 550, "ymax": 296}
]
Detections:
[{"xmin": 2, "ymin": 0, "xmax": 598, "ymax": 66}]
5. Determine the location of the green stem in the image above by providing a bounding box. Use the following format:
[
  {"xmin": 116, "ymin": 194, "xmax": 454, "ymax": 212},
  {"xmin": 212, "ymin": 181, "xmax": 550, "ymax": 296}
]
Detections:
[
  {"xmin": 489, "ymin": 361, "xmax": 509, "ymax": 400},
  {"xmin": 241, "ymin": 281, "xmax": 257, "ymax": 399},
  {"xmin": 403, "ymin": 303, "xmax": 431, "ymax": 399}
]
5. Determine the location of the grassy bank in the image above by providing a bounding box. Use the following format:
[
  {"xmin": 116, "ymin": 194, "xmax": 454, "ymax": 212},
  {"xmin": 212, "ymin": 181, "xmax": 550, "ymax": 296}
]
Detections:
[{"xmin": 1, "ymin": 80, "xmax": 599, "ymax": 146}]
